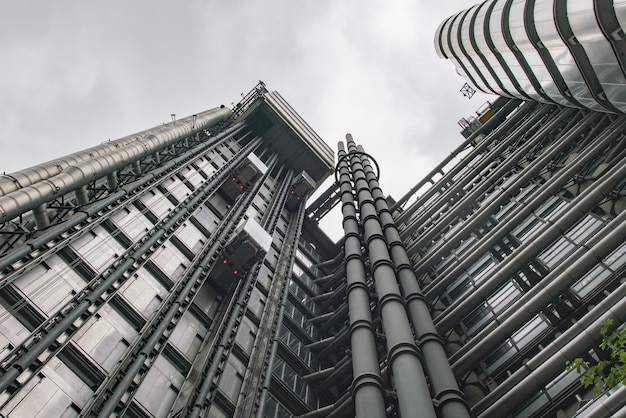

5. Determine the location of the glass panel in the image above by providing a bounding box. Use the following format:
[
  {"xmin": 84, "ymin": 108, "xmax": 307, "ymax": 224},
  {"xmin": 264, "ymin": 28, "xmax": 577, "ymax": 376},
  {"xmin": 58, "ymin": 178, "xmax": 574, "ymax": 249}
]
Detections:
[
  {"xmin": 71, "ymin": 226, "xmax": 125, "ymax": 270},
  {"xmin": 110, "ymin": 206, "xmax": 153, "ymax": 240},
  {"xmin": 134, "ymin": 355, "xmax": 183, "ymax": 416}
]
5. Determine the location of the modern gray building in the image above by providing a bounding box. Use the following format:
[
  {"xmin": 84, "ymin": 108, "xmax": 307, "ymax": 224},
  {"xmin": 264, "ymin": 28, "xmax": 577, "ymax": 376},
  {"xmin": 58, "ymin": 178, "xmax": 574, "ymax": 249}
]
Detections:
[
  {"xmin": 435, "ymin": 0, "xmax": 626, "ymax": 113},
  {"xmin": 1, "ymin": 55, "xmax": 626, "ymax": 418}
]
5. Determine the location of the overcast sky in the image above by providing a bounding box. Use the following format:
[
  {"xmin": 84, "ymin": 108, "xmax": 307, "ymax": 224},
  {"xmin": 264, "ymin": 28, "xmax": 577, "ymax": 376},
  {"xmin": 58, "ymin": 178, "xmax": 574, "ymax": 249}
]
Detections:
[{"xmin": 0, "ymin": 1, "xmax": 491, "ymax": 240}]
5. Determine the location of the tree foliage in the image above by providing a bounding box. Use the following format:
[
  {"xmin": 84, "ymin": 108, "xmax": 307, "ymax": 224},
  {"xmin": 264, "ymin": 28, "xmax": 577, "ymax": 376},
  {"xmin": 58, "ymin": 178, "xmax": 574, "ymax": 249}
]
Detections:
[{"xmin": 566, "ymin": 319, "xmax": 626, "ymax": 395}]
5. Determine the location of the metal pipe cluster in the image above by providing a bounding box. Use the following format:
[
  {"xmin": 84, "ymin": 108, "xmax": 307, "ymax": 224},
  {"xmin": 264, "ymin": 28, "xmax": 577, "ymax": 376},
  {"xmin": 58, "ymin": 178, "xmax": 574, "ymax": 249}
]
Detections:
[
  {"xmin": 336, "ymin": 141, "xmax": 386, "ymax": 417},
  {"xmin": 0, "ymin": 107, "xmax": 231, "ymax": 224},
  {"xmin": 335, "ymin": 134, "xmax": 469, "ymax": 417}
]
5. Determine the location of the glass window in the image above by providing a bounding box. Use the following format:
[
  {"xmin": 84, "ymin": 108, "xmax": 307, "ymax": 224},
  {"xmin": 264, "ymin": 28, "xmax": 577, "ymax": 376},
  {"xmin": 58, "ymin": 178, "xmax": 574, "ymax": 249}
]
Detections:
[
  {"xmin": 278, "ymin": 326, "xmax": 320, "ymax": 370},
  {"xmin": 110, "ymin": 206, "xmax": 152, "ymax": 240},
  {"xmin": 152, "ymin": 243, "xmax": 188, "ymax": 280},
  {"xmin": 140, "ymin": 190, "xmax": 174, "ymax": 219},
  {"xmin": 176, "ymin": 222, "xmax": 204, "ymax": 253},
  {"xmin": 235, "ymin": 316, "xmax": 257, "ymax": 354},
  {"xmin": 192, "ymin": 206, "xmax": 219, "ymax": 234},
  {"xmin": 248, "ymin": 288, "xmax": 266, "ymax": 318},
  {"xmin": 572, "ymin": 264, "xmax": 612, "ymax": 298},
  {"xmin": 72, "ymin": 312, "xmax": 131, "ymax": 371},
  {"xmin": 119, "ymin": 268, "xmax": 166, "ymax": 317},
  {"xmin": 134, "ymin": 355, "xmax": 183, "ymax": 416},
  {"xmin": 1, "ymin": 365, "xmax": 89, "ymax": 417},
  {"xmin": 13, "ymin": 254, "xmax": 84, "ymax": 315},
  {"xmin": 168, "ymin": 311, "xmax": 207, "ymax": 360},
  {"xmin": 513, "ymin": 315, "xmax": 549, "ymax": 349},
  {"xmin": 218, "ymin": 356, "xmax": 245, "ymax": 402},
  {"xmin": 71, "ymin": 226, "xmax": 125, "ymax": 270},
  {"xmin": 162, "ymin": 176, "xmax": 191, "ymax": 202}
]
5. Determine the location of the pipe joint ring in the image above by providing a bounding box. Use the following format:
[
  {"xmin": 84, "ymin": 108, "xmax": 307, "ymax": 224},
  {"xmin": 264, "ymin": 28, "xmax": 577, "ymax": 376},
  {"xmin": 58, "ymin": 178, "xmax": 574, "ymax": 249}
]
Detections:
[
  {"xmin": 342, "ymin": 229, "xmax": 360, "ymax": 240},
  {"xmin": 394, "ymin": 262, "xmax": 414, "ymax": 272},
  {"xmin": 376, "ymin": 292, "xmax": 405, "ymax": 309},
  {"xmin": 387, "ymin": 239, "xmax": 405, "ymax": 249},
  {"xmin": 360, "ymin": 214, "xmax": 380, "ymax": 227},
  {"xmin": 418, "ymin": 332, "xmax": 445, "ymax": 347},
  {"xmin": 369, "ymin": 257, "xmax": 394, "ymax": 273},
  {"xmin": 349, "ymin": 318, "xmax": 376, "ymax": 334},
  {"xmin": 405, "ymin": 292, "xmax": 427, "ymax": 304},
  {"xmin": 346, "ymin": 280, "xmax": 370, "ymax": 294},
  {"xmin": 434, "ymin": 388, "xmax": 469, "ymax": 409},
  {"xmin": 344, "ymin": 253, "xmax": 363, "ymax": 263},
  {"xmin": 351, "ymin": 372, "xmax": 385, "ymax": 395},
  {"xmin": 387, "ymin": 341, "xmax": 423, "ymax": 364}
]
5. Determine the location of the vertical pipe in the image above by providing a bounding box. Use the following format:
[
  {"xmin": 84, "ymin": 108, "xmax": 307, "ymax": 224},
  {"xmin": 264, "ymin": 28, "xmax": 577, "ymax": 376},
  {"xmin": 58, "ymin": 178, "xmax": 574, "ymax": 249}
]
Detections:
[
  {"xmin": 32, "ymin": 204, "xmax": 49, "ymax": 229},
  {"xmin": 337, "ymin": 142, "xmax": 386, "ymax": 418},
  {"xmin": 346, "ymin": 134, "xmax": 436, "ymax": 418},
  {"xmin": 357, "ymin": 144, "xmax": 470, "ymax": 418},
  {"xmin": 75, "ymin": 185, "xmax": 89, "ymax": 206},
  {"xmin": 106, "ymin": 172, "xmax": 118, "ymax": 190},
  {"xmin": 133, "ymin": 160, "xmax": 141, "ymax": 175}
]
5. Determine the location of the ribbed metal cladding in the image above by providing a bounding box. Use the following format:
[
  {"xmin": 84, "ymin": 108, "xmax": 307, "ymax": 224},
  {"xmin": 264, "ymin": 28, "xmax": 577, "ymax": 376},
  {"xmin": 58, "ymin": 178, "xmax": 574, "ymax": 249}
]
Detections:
[
  {"xmin": 435, "ymin": 0, "xmax": 626, "ymax": 113},
  {"xmin": 336, "ymin": 141, "xmax": 386, "ymax": 418},
  {"xmin": 343, "ymin": 134, "xmax": 437, "ymax": 418}
]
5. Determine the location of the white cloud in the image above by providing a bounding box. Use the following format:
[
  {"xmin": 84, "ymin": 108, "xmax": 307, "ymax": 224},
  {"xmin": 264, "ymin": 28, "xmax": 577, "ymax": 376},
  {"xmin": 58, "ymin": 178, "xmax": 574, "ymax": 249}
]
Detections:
[{"xmin": 0, "ymin": 1, "xmax": 492, "ymax": 239}]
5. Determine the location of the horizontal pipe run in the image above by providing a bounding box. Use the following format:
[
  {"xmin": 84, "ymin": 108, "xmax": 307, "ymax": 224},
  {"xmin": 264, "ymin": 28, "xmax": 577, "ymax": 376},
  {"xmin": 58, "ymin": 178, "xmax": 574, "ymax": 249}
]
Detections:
[
  {"xmin": 0, "ymin": 122, "xmax": 247, "ymax": 273},
  {"xmin": 583, "ymin": 386, "xmax": 626, "ymax": 418},
  {"xmin": 415, "ymin": 111, "xmax": 602, "ymax": 273},
  {"xmin": 306, "ymin": 336, "xmax": 335, "ymax": 351},
  {"xmin": 407, "ymin": 108, "xmax": 589, "ymax": 257},
  {"xmin": 0, "ymin": 108, "xmax": 231, "ymax": 224},
  {"xmin": 400, "ymin": 104, "xmax": 555, "ymax": 240},
  {"xmin": 391, "ymin": 99, "xmax": 527, "ymax": 218},
  {"xmin": 0, "ymin": 107, "xmax": 231, "ymax": 196}
]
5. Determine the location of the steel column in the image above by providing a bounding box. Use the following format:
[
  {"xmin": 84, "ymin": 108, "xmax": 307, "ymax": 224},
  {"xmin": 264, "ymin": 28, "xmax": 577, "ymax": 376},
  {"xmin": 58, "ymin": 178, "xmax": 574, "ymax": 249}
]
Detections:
[
  {"xmin": 345, "ymin": 134, "xmax": 437, "ymax": 418},
  {"xmin": 357, "ymin": 144, "xmax": 469, "ymax": 418},
  {"xmin": 336, "ymin": 141, "xmax": 386, "ymax": 418}
]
